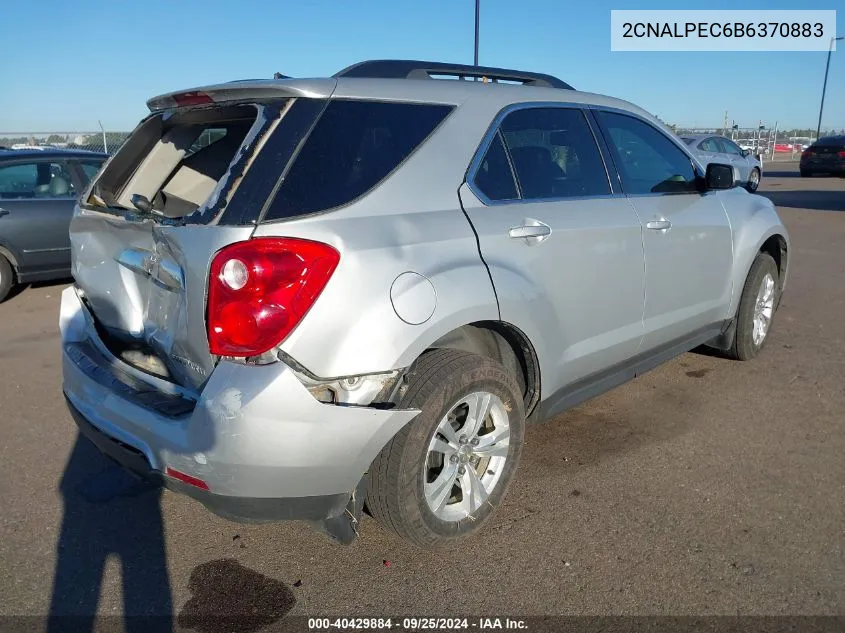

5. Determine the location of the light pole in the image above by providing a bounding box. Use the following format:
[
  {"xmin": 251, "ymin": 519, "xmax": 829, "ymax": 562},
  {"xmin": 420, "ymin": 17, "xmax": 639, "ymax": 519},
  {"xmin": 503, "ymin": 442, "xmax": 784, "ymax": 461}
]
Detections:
[
  {"xmin": 474, "ymin": 0, "xmax": 480, "ymax": 66},
  {"xmin": 816, "ymin": 35, "xmax": 843, "ymax": 142}
]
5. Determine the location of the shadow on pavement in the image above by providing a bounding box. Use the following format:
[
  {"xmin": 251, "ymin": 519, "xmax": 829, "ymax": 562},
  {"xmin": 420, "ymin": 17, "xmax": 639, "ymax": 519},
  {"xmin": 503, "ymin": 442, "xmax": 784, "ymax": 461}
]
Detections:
[
  {"xmin": 762, "ymin": 170, "xmax": 802, "ymax": 179},
  {"xmin": 759, "ymin": 190, "xmax": 845, "ymax": 212},
  {"xmin": 48, "ymin": 434, "xmax": 173, "ymax": 633},
  {"xmin": 47, "ymin": 435, "xmax": 298, "ymax": 633},
  {"xmin": 1, "ymin": 277, "xmax": 74, "ymax": 303}
]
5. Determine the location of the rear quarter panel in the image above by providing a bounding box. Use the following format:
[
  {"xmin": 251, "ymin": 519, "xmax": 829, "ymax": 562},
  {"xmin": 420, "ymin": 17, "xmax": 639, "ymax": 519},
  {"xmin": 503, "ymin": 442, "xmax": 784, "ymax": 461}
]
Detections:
[{"xmin": 250, "ymin": 100, "xmax": 503, "ymax": 379}]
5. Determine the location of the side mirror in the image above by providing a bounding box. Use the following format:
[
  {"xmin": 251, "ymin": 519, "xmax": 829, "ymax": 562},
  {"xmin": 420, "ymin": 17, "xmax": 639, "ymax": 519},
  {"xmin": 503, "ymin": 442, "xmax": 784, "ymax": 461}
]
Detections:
[
  {"xmin": 741, "ymin": 149, "xmax": 751, "ymax": 157},
  {"xmin": 704, "ymin": 163, "xmax": 735, "ymax": 190}
]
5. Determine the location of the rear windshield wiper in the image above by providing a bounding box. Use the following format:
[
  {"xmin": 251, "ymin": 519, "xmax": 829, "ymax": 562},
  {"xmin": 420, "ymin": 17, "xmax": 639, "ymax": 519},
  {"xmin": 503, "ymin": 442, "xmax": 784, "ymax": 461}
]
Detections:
[{"xmin": 130, "ymin": 193, "xmax": 161, "ymax": 216}]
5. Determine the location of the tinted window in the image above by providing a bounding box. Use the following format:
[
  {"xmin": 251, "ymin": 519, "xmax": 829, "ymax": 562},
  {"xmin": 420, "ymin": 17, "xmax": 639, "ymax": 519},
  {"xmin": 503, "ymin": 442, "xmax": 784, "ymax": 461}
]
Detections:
[
  {"xmin": 0, "ymin": 161, "xmax": 76, "ymax": 199},
  {"xmin": 474, "ymin": 132, "xmax": 518, "ymax": 201},
  {"xmin": 597, "ymin": 111, "xmax": 697, "ymax": 195},
  {"xmin": 497, "ymin": 107, "xmax": 609, "ymax": 199},
  {"xmin": 265, "ymin": 100, "xmax": 452, "ymax": 219}
]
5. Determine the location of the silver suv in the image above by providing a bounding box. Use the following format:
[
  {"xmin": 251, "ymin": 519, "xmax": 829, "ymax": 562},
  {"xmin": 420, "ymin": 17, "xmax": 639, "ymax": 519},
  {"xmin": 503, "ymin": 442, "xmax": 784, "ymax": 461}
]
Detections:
[{"xmin": 60, "ymin": 60, "xmax": 789, "ymax": 548}]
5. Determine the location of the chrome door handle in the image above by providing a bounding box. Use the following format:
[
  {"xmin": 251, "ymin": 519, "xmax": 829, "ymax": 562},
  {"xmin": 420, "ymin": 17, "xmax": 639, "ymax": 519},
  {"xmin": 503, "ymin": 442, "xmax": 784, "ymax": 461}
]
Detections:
[
  {"xmin": 509, "ymin": 225, "xmax": 551, "ymax": 238},
  {"xmin": 646, "ymin": 219, "xmax": 672, "ymax": 231},
  {"xmin": 509, "ymin": 219, "xmax": 551, "ymax": 244}
]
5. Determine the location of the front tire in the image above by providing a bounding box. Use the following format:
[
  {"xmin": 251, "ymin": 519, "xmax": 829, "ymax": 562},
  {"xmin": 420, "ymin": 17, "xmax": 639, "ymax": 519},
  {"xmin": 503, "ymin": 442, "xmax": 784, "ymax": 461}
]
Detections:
[
  {"xmin": 0, "ymin": 256, "xmax": 15, "ymax": 303},
  {"xmin": 727, "ymin": 252, "xmax": 780, "ymax": 361},
  {"xmin": 746, "ymin": 168, "xmax": 761, "ymax": 192},
  {"xmin": 366, "ymin": 349, "xmax": 525, "ymax": 548}
]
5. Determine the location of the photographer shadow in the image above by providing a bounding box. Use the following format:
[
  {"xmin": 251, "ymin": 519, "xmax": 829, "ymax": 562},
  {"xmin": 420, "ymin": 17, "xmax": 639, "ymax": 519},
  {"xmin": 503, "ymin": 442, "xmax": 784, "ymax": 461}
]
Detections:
[{"xmin": 48, "ymin": 433, "xmax": 173, "ymax": 633}]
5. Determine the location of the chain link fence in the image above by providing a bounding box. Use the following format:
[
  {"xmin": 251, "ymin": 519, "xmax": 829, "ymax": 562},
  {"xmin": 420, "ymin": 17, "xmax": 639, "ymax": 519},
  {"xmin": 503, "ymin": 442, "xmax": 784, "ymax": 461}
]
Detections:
[{"xmin": 0, "ymin": 132, "xmax": 130, "ymax": 155}]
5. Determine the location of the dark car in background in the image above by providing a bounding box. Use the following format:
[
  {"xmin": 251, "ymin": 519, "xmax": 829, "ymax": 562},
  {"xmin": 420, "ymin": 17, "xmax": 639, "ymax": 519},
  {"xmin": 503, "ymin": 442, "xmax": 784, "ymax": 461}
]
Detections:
[
  {"xmin": 800, "ymin": 136, "xmax": 845, "ymax": 177},
  {"xmin": 0, "ymin": 148, "xmax": 108, "ymax": 301}
]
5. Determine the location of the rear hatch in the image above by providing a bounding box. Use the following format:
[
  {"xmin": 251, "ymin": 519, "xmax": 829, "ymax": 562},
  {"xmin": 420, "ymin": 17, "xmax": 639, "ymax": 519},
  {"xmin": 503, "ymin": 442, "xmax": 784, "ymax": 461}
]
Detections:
[{"xmin": 71, "ymin": 83, "xmax": 333, "ymax": 393}]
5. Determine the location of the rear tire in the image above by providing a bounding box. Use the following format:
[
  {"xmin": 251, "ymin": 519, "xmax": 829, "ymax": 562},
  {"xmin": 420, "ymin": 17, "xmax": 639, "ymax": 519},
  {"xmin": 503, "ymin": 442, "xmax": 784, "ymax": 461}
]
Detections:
[
  {"xmin": 0, "ymin": 256, "xmax": 14, "ymax": 303},
  {"xmin": 366, "ymin": 349, "xmax": 525, "ymax": 549},
  {"xmin": 727, "ymin": 252, "xmax": 780, "ymax": 361},
  {"xmin": 800, "ymin": 169, "xmax": 810, "ymax": 177}
]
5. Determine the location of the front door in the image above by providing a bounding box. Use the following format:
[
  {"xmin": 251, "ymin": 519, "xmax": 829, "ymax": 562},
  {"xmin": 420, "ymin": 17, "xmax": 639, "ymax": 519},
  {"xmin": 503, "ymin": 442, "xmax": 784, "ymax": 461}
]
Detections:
[
  {"xmin": 717, "ymin": 137, "xmax": 752, "ymax": 183},
  {"xmin": 459, "ymin": 105, "xmax": 646, "ymax": 396},
  {"xmin": 0, "ymin": 159, "xmax": 80, "ymax": 276},
  {"xmin": 594, "ymin": 110, "xmax": 734, "ymax": 351}
]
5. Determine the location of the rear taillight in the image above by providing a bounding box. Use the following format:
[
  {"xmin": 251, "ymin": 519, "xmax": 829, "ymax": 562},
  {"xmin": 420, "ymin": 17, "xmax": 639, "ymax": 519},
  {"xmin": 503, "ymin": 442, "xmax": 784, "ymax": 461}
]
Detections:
[
  {"xmin": 802, "ymin": 150, "xmax": 814, "ymax": 158},
  {"xmin": 173, "ymin": 91, "xmax": 214, "ymax": 107},
  {"xmin": 838, "ymin": 151, "xmax": 845, "ymax": 159},
  {"xmin": 207, "ymin": 238, "xmax": 340, "ymax": 357}
]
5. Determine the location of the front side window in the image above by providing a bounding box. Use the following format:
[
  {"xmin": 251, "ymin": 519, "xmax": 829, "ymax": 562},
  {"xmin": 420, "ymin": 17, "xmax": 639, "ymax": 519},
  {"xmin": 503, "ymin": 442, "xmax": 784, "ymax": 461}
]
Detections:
[
  {"xmin": 0, "ymin": 161, "xmax": 76, "ymax": 199},
  {"xmin": 265, "ymin": 100, "xmax": 453, "ymax": 220},
  {"xmin": 597, "ymin": 111, "xmax": 697, "ymax": 195},
  {"xmin": 497, "ymin": 107, "xmax": 610, "ymax": 200},
  {"xmin": 718, "ymin": 138, "xmax": 743, "ymax": 156}
]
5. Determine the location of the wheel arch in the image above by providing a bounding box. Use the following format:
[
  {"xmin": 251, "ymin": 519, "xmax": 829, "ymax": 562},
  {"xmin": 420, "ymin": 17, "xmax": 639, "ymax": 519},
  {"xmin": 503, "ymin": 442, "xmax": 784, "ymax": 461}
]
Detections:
[
  {"xmin": 724, "ymin": 193, "xmax": 790, "ymax": 320},
  {"xmin": 759, "ymin": 233, "xmax": 788, "ymax": 295},
  {"xmin": 0, "ymin": 245, "xmax": 19, "ymax": 289},
  {"xmin": 0, "ymin": 244, "xmax": 20, "ymax": 269},
  {"xmin": 427, "ymin": 321, "xmax": 541, "ymax": 420}
]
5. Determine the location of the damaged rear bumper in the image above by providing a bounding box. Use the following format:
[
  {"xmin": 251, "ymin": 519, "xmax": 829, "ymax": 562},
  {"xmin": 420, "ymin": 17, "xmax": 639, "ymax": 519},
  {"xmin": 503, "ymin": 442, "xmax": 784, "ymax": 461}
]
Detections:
[
  {"xmin": 60, "ymin": 286, "xmax": 420, "ymax": 533},
  {"xmin": 66, "ymin": 395, "xmax": 350, "ymax": 523}
]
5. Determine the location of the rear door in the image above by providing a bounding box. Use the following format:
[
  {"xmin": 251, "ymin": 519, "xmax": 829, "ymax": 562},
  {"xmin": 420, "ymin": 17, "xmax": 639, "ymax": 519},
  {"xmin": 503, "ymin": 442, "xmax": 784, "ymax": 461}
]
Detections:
[
  {"xmin": 0, "ymin": 159, "xmax": 80, "ymax": 275},
  {"xmin": 593, "ymin": 110, "xmax": 734, "ymax": 352},
  {"xmin": 459, "ymin": 105, "xmax": 645, "ymax": 395}
]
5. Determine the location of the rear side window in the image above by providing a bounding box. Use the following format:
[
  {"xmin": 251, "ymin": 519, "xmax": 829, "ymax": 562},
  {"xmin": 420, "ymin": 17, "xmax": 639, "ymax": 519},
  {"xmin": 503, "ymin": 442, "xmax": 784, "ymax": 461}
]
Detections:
[
  {"xmin": 264, "ymin": 100, "xmax": 452, "ymax": 220},
  {"xmin": 498, "ymin": 107, "xmax": 611, "ymax": 200},
  {"xmin": 699, "ymin": 138, "xmax": 721, "ymax": 153},
  {"xmin": 78, "ymin": 161, "xmax": 105, "ymax": 186},
  {"xmin": 474, "ymin": 132, "xmax": 518, "ymax": 201}
]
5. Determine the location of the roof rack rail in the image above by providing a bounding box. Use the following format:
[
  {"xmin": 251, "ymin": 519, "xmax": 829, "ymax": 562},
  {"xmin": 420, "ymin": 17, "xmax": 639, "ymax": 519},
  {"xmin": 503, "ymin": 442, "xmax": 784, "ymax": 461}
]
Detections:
[{"xmin": 333, "ymin": 59, "xmax": 573, "ymax": 90}]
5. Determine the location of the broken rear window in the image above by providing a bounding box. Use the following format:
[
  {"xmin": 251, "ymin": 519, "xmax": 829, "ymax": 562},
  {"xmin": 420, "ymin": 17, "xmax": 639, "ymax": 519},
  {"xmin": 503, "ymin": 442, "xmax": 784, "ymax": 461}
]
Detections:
[{"xmin": 86, "ymin": 104, "xmax": 266, "ymax": 220}]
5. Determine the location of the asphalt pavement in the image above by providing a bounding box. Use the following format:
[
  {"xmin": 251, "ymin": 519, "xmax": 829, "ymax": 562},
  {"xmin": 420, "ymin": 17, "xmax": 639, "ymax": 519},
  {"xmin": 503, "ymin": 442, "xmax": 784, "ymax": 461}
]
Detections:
[{"xmin": 0, "ymin": 162, "xmax": 842, "ymax": 629}]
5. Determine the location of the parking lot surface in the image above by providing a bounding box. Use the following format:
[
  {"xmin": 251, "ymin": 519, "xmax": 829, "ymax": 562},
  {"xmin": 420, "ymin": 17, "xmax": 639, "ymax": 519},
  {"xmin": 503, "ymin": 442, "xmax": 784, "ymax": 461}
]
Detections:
[{"xmin": 0, "ymin": 163, "xmax": 842, "ymax": 624}]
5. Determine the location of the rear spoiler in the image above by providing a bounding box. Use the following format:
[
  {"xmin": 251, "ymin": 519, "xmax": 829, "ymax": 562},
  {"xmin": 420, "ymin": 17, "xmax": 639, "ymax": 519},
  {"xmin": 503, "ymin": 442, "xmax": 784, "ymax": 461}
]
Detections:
[{"xmin": 146, "ymin": 78, "xmax": 337, "ymax": 111}]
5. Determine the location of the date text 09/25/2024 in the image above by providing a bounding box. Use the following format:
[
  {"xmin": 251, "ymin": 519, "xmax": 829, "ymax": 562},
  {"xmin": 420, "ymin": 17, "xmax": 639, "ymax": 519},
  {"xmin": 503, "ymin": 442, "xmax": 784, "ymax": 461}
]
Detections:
[{"xmin": 308, "ymin": 617, "xmax": 528, "ymax": 630}]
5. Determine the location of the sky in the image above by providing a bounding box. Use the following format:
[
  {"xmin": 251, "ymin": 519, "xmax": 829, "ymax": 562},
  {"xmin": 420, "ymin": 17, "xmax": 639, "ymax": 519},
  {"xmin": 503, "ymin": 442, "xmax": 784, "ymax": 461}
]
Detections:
[{"xmin": 0, "ymin": 0, "xmax": 842, "ymax": 133}]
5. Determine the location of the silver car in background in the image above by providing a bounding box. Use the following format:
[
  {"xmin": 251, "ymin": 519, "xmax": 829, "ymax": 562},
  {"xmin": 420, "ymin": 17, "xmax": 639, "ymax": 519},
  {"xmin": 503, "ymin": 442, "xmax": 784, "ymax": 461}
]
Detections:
[
  {"xmin": 682, "ymin": 134, "xmax": 763, "ymax": 192},
  {"xmin": 60, "ymin": 60, "xmax": 790, "ymax": 549}
]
